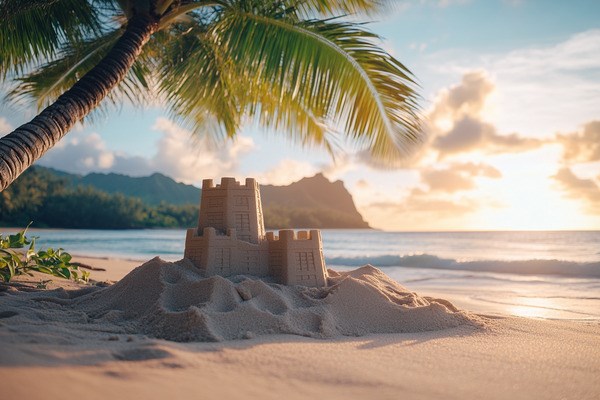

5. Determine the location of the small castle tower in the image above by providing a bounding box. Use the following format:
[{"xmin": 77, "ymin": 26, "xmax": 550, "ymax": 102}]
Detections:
[
  {"xmin": 197, "ymin": 177, "xmax": 265, "ymax": 244},
  {"xmin": 184, "ymin": 177, "xmax": 327, "ymax": 287}
]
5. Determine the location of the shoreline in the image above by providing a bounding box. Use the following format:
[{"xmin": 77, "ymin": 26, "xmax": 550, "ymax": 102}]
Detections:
[
  {"xmin": 9, "ymin": 254, "xmax": 597, "ymax": 322},
  {"xmin": 1, "ymin": 256, "xmax": 599, "ymax": 399}
]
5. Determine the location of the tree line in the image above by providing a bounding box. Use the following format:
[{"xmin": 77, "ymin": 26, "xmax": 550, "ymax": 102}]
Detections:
[{"xmin": 0, "ymin": 167, "xmax": 198, "ymax": 229}]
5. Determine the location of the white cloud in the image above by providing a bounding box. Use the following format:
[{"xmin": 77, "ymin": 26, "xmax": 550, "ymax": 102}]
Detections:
[
  {"xmin": 428, "ymin": 30, "xmax": 600, "ymax": 137},
  {"xmin": 494, "ymin": 29, "xmax": 600, "ymax": 74},
  {"xmin": 37, "ymin": 117, "xmax": 255, "ymax": 184},
  {"xmin": 38, "ymin": 132, "xmax": 116, "ymax": 174},
  {"xmin": 149, "ymin": 117, "xmax": 255, "ymax": 184},
  {"xmin": 0, "ymin": 117, "xmax": 13, "ymax": 136},
  {"xmin": 251, "ymin": 159, "xmax": 317, "ymax": 186}
]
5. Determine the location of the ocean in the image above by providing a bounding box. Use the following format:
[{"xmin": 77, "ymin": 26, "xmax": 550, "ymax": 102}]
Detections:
[{"xmin": 9, "ymin": 228, "xmax": 600, "ymax": 321}]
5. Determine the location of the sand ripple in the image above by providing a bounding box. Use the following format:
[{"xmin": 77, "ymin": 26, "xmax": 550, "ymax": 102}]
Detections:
[{"xmin": 74, "ymin": 257, "xmax": 482, "ymax": 341}]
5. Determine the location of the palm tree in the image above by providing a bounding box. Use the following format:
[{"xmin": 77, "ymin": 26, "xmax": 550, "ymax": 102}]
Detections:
[{"xmin": 0, "ymin": 0, "xmax": 422, "ymax": 192}]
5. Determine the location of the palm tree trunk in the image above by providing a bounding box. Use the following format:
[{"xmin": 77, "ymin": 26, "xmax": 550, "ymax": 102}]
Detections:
[{"xmin": 0, "ymin": 14, "xmax": 158, "ymax": 192}]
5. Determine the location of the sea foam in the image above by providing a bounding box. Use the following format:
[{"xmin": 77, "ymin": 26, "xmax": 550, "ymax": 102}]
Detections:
[{"xmin": 326, "ymin": 254, "xmax": 600, "ymax": 278}]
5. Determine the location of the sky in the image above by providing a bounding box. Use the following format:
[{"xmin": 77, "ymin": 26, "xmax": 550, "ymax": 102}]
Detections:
[{"xmin": 1, "ymin": 0, "xmax": 600, "ymax": 231}]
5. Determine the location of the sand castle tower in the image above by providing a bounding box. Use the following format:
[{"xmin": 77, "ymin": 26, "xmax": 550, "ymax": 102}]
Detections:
[{"xmin": 184, "ymin": 177, "xmax": 327, "ymax": 287}]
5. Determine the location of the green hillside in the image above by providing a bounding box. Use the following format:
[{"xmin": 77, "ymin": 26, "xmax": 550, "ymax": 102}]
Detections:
[{"xmin": 0, "ymin": 167, "xmax": 370, "ymax": 229}]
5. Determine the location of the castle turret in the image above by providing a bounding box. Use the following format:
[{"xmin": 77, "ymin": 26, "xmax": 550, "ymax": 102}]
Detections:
[
  {"xmin": 266, "ymin": 229, "xmax": 327, "ymax": 287},
  {"xmin": 185, "ymin": 177, "xmax": 327, "ymax": 287},
  {"xmin": 198, "ymin": 177, "xmax": 265, "ymax": 244}
]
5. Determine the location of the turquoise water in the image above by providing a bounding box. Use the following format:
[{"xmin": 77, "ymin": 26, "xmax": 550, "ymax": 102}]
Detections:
[
  {"xmin": 5, "ymin": 228, "xmax": 600, "ymax": 320},
  {"xmin": 15, "ymin": 228, "xmax": 600, "ymax": 265}
]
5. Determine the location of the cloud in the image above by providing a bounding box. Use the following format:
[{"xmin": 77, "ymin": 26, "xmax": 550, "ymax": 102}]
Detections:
[
  {"xmin": 428, "ymin": 30, "xmax": 600, "ymax": 137},
  {"xmin": 38, "ymin": 117, "xmax": 255, "ymax": 184},
  {"xmin": 429, "ymin": 71, "xmax": 494, "ymax": 122},
  {"xmin": 495, "ymin": 29, "xmax": 600, "ymax": 75},
  {"xmin": 0, "ymin": 117, "xmax": 13, "ymax": 135},
  {"xmin": 149, "ymin": 117, "xmax": 255, "ymax": 184},
  {"xmin": 363, "ymin": 186, "xmax": 483, "ymax": 231},
  {"xmin": 451, "ymin": 162, "xmax": 502, "ymax": 178},
  {"xmin": 320, "ymin": 153, "xmax": 358, "ymax": 180},
  {"xmin": 38, "ymin": 132, "xmax": 117, "ymax": 174},
  {"xmin": 422, "ymin": 169, "xmax": 474, "ymax": 192},
  {"xmin": 359, "ymin": 161, "xmax": 502, "ymax": 229},
  {"xmin": 355, "ymin": 179, "xmax": 369, "ymax": 189},
  {"xmin": 247, "ymin": 153, "xmax": 358, "ymax": 187},
  {"xmin": 433, "ymin": 116, "xmax": 545, "ymax": 156},
  {"xmin": 557, "ymin": 120, "xmax": 600, "ymax": 163},
  {"xmin": 553, "ymin": 167, "xmax": 600, "ymax": 213},
  {"xmin": 252, "ymin": 159, "xmax": 317, "ymax": 186},
  {"xmin": 306, "ymin": 71, "xmax": 543, "ymax": 171},
  {"xmin": 370, "ymin": 196, "xmax": 475, "ymax": 217},
  {"xmin": 421, "ymin": 162, "xmax": 501, "ymax": 193},
  {"xmin": 428, "ymin": 71, "xmax": 546, "ymax": 158}
]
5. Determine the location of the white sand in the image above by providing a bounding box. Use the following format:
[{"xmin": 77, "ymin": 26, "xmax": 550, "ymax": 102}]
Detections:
[{"xmin": 1, "ymin": 256, "xmax": 599, "ymax": 399}]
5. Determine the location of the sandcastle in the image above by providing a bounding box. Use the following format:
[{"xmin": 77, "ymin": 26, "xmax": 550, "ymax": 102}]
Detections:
[{"xmin": 184, "ymin": 177, "xmax": 328, "ymax": 287}]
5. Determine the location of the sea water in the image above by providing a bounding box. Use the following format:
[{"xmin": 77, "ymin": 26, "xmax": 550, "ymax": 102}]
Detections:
[{"xmin": 10, "ymin": 228, "xmax": 600, "ymax": 321}]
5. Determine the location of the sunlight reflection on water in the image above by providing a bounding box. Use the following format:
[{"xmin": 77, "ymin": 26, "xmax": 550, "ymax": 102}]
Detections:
[{"xmin": 508, "ymin": 297, "xmax": 561, "ymax": 319}]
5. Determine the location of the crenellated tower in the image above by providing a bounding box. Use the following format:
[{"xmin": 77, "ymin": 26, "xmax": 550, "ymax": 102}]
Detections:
[
  {"xmin": 198, "ymin": 177, "xmax": 265, "ymax": 243},
  {"xmin": 184, "ymin": 177, "xmax": 327, "ymax": 287}
]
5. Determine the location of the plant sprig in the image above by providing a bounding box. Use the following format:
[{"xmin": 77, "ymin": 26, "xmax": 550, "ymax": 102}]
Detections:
[{"xmin": 0, "ymin": 224, "xmax": 89, "ymax": 284}]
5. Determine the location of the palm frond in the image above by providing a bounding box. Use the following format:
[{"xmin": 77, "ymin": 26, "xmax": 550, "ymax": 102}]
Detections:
[
  {"xmin": 157, "ymin": 12, "xmax": 336, "ymax": 152},
  {"xmin": 0, "ymin": 0, "xmax": 105, "ymax": 77},
  {"xmin": 292, "ymin": 0, "xmax": 386, "ymax": 16},
  {"xmin": 246, "ymin": 80, "xmax": 336, "ymax": 152},
  {"xmin": 156, "ymin": 23, "xmax": 242, "ymax": 143},
  {"xmin": 213, "ymin": 10, "xmax": 422, "ymax": 163}
]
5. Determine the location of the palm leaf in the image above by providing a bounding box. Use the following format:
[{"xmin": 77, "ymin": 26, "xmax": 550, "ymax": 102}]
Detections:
[
  {"xmin": 0, "ymin": 0, "xmax": 105, "ymax": 77},
  {"xmin": 213, "ymin": 10, "xmax": 422, "ymax": 163},
  {"xmin": 156, "ymin": 23, "xmax": 242, "ymax": 143},
  {"xmin": 157, "ymin": 12, "xmax": 335, "ymax": 152},
  {"xmin": 292, "ymin": 0, "xmax": 386, "ymax": 16}
]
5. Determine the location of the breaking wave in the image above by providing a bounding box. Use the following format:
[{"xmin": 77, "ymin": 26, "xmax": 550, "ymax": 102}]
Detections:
[{"xmin": 326, "ymin": 254, "xmax": 600, "ymax": 278}]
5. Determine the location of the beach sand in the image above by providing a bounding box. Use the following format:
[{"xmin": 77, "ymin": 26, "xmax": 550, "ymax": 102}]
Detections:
[{"xmin": 1, "ymin": 256, "xmax": 599, "ymax": 400}]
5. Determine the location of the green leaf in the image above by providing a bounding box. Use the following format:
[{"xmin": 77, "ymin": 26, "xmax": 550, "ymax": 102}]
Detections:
[
  {"xmin": 214, "ymin": 11, "xmax": 422, "ymax": 163},
  {"xmin": 60, "ymin": 267, "xmax": 71, "ymax": 279},
  {"xmin": 0, "ymin": 0, "xmax": 104, "ymax": 78},
  {"xmin": 0, "ymin": 227, "xmax": 89, "ymax": 283},
  {"xmin": 60, "ymin": 252, "xmax": 72, "ymax": 263}
]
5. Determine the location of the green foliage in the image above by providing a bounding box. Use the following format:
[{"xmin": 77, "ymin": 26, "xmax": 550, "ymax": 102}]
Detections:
[
  {"xmin": 0, "ymin": 167, "xmax": 198, "ymax": 229},
  {"xmin": 0, "ymin": 0, "xmax": 104, "ymax": 78},
  {"xmin": 4, "ymin": 0, "xmax": 422, "ymax": 167},
  {"xmin": 0, "ymin": 225, "xmax": 89, "ymax": 283}
]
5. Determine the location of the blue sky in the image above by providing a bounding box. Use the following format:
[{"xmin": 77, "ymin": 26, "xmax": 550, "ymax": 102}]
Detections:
[{"xmin": 1, "ymin": 0, "xmax": 600, "ymax": 230}]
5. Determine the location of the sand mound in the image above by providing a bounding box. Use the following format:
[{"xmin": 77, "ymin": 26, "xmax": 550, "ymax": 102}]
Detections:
[{"xmin": 74, "ymin": 258, "xmax": 481, "ymax": 342}]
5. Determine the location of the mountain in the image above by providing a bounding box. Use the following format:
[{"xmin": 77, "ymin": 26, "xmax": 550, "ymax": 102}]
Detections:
[
  {"xmin": 261, "ymin": 173, "xmax": 370, "ymax": 228},
  {"xmin": 39, "ymin": 168, "xmax": 199, "ymax": 206},
  {"xmin": 4, "ymin": 167, "xmax": 370, "ymax": 229},
  {"xmin": 80, "ymin": 172, "xmax": 200, "ymax": 206}
]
